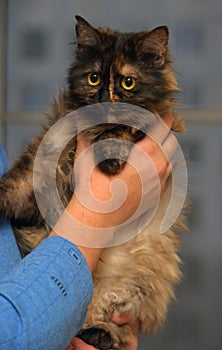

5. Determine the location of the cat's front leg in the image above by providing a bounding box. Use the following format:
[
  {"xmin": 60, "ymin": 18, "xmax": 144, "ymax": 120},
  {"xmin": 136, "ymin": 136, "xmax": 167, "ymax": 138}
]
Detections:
[
  {"xmin": 0, "ymin": 131, "xmax": 47, "ymax": 223},
  {"xmin": 0, "ymin": 152, "xmax": 38, "ymax": 223}
]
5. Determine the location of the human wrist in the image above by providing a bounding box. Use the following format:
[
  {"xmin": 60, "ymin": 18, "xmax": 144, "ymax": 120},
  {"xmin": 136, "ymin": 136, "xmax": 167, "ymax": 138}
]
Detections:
[
  {"xmin": 66, "ymin": 194, "xmax": 118, "ymax": 229},
  {"xmin": 49, "ymin": 230, "xmax": 103, "ymax": 272},
  {"xmin": 50, "ymin": 194, "xmax": 115, "ymax": 271}
]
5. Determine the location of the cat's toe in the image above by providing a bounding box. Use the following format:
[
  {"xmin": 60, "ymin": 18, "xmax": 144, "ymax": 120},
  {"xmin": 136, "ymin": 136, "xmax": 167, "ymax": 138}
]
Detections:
[{"xmin": 77, "ymin": 327, "xmax": 113, "ymax": 350}]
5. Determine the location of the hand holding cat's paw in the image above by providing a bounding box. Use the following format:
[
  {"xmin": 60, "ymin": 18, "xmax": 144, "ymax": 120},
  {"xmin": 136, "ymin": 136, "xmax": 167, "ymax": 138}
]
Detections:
[
  {"xmin": 110, "ymin": 311, "xmax": 139, "ymax": 350},
  {"xmin": 65, "ymin": 337, "xmax": 98, "ymax": 350},
  {"xmin": 67, "ymin": 311, "xmax": 139, "ymax": 350}
]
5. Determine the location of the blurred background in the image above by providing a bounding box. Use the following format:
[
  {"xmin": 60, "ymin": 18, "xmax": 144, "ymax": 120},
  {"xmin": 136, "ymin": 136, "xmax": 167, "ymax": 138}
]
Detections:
[{"xmin": 0, "ymin": 0, "xmax": 222, "ymax": 349}]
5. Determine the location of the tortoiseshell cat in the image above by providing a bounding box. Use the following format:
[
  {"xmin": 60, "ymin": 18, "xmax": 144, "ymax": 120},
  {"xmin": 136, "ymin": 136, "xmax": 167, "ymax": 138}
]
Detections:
[{"xmin": 0, "ymin": 16, "xmax": 186, "ymax": 349}]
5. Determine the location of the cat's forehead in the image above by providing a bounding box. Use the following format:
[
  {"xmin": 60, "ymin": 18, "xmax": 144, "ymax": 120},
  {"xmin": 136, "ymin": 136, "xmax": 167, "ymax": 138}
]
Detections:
[
  {"xmin": 99, "ymin": 28, "xmax": 135, "ymax": 53},
  {"xmin": 97, "ymin": 30, "xmax": 138, "ymax": 74}
]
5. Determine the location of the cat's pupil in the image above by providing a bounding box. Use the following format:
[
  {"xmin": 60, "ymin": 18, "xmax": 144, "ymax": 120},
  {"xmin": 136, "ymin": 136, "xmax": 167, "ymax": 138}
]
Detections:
[
  {"xmin": 87, "ymin": 72, "xmax": 101, "ymax": 87},
  {"xmin": 121, "ymin": 76, "xmax": 136, "ymax": 90},
  {"xmin": 125, "ymin": 77, "xmax": 133, "ymax": 87},
  {"xmin": 91, "ymin": 73, "xmax": 99, "ymax": 83}
]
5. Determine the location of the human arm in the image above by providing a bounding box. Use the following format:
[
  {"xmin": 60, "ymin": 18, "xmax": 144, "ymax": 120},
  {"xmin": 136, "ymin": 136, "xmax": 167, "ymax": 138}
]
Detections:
[
  {"xmin": 0, "ymin": 111, "xmax": 176, "ymax": 349},
  {"xmin": 0, "ymin": 233, "xmax": 93, "ymax": 350},
  {"xmin": 54, "ymin": 112, "xmax": 176, "ymax": 272},
  {"xmin": 0, "ymin": 142, "xmax": 93, "ymax": 350},
  {"xmin": 0, "ymin": 141, "xmax": 138, "ymax": 349}
]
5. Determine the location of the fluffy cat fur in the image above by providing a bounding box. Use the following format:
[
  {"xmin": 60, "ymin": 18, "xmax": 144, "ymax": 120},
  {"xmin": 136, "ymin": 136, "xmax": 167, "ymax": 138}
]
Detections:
[{"xmin": 0, "ymin": 16, "xmax": 187, "ymax": 349}]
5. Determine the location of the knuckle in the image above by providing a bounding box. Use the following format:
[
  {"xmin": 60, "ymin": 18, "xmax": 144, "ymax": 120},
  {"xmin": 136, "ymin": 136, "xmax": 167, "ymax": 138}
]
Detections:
[
  {"xmin": 146, "ymin": 139, "xmax": 157, "ymax": 156},
  {"xmin": 156, "ymin": 160, "xmax": 168, "ymax": 178}
]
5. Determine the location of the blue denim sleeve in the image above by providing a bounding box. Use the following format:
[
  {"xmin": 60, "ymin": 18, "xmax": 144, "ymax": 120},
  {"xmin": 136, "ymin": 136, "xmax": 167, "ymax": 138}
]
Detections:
[
  {"xmin": 0, "ymin": 142, "xmax": 93, "ymax": 349},
  {"xmin": 0, "ymin": 236, "xmax": 93, "ymax": 350},
  {"xmin": 0, "ymin": 142, "xmax": 22, "ymax": 275}
]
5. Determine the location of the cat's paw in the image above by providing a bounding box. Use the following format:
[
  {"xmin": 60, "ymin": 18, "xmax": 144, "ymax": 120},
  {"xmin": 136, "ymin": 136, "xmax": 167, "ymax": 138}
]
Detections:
[{"xmin": 77, "ymin": 327, "xmax": 113, "ymax": 350}]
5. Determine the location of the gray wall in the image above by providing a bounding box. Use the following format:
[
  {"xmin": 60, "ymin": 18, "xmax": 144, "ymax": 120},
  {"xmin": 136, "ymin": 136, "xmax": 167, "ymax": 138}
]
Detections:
[{"xmin": 3, "ymin": 1, "xmax": 222, "ymax": 349}]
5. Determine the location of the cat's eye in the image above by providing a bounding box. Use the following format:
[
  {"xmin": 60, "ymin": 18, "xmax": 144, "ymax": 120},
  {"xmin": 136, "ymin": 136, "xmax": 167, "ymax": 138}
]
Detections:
[
  {"xmin": 121, "ymin": 76, "xmax": 136, "ymax": 91},
  {"xmin": 87, "ymin": 72, "xmax": 101, "ymax": 86}
]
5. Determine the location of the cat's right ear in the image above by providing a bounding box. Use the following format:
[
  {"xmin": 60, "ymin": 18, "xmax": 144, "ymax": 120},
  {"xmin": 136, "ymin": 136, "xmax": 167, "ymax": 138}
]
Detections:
[
  {"xmin": 75, "ymin": 16, "xmax": 101, "ymax": 47},
  {"xmin": 136, "ymin": 26, "xmax": 169, "ymax": 66}
]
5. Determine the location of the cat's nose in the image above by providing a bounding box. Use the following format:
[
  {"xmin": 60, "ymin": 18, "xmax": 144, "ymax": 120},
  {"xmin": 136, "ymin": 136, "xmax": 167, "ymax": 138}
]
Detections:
[
  {"xmin": 100, "ymin": 90, "xmax": 119, "ymax": 102},
  {"xmin": 100, "ymin": 91, "xmax": 111, "ymax": 103}
]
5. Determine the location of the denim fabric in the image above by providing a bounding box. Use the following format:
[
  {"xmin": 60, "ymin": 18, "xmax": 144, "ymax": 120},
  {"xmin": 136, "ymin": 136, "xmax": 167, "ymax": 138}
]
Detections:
[{"xmin": 0, "ymin": 143, "xmax": 93, "ymax": 349}]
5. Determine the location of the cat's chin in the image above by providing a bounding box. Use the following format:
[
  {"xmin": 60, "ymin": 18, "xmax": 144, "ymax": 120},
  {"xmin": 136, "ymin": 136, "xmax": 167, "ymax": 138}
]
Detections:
[
  {"xmin": 98, "ymin": 158, "xmax": 126, "ymax": 175},
  {"xmin": 91, "ymin": 126, "xmax": 145, "ymax": 175}
]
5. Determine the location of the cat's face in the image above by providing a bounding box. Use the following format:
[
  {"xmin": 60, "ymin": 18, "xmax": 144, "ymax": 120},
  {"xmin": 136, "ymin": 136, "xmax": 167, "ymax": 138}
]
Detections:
[{"xmin": 68, "ymin": 16, "xmax": 179, "ymax": 115}]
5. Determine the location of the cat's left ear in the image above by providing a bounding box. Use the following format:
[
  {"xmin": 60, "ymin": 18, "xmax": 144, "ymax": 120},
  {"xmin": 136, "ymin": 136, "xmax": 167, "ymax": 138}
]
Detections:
[
  {"xmin": 75, "ymin": 15, "xmax": 101, "ymax": 46},
  {"xmin": 136, "ymin": 26, "xmax": 169, "ymax": 66}
]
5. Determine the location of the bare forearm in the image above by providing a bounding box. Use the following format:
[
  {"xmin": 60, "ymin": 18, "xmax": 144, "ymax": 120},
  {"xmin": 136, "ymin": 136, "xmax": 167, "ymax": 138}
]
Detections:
[{"xmin": 50, "ymin": 195, "xmax": 109, "ymax": 272}]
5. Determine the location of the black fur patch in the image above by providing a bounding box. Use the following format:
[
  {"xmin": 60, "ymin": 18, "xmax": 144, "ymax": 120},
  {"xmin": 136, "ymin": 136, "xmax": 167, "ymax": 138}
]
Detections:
[{"xmin": 77, "ymin": 328, "xmax": 113, "ymax": 350}]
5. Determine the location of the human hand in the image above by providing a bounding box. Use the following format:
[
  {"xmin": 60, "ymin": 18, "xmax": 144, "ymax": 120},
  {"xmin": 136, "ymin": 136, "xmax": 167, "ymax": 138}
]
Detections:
[
  {"xmin": 72, "ymin": 112, "xmax": 177, "ymax": 227},
  {"xmin": 109, "ymin": 311, "xmax": 139, "ymax": 350},
  {"xmin": 65, "ymin": 337, "xmax": 96, "ymax": 350},
  {"xmin": 65, "ymin": 312, "xmax": 139, "ymax": 350},
  {"xmin": 52, "ymin": 112, "xmax": 177, "ymax": 270}
]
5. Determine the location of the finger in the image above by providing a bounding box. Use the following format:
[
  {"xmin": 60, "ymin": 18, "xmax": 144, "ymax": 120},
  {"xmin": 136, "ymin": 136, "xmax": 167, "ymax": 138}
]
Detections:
[
  {"xmin": 160, "ymin": 163, "xmax": 172, "ymax": 193},
  {"xmin": 74, "ymin": 137, "xmax": 96, "ymax": 181},
  {"xmin": 146, "ymin": 114, "xmax": 172, "ymax": 146},
  {"xmin": 161, "ymin": 133, "xmax": 178, "ymax": 160},
  {"xmin": 136, "ymin": 133, "xmax": 176, "ymax": 175},
  {"xmin": 75, "ymin": 132, "xmax": 91, "ymax": 159},
  {"xmin": 110, "ymin": 311, "xmax": 139, "ymax": 329},
  {"xmin": 110, "ymin": 311, "xmax": 131, "ymax": 325},
  {"xmin": 67, "ymin": 337, "xmax": 97, "ymax": 350},
  {"xmin": 110, "ymin": 312, "xmax": 139, "ymax": 350},
  {"xmin": 161, "ymin": 112, "xmax": 174, "ymax": 129}
]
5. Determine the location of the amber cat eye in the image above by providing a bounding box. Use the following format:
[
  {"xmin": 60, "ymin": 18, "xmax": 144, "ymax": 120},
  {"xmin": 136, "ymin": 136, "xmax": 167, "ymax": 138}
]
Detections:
[
  {"xmin": 121, "ymin": 76, "xmax": 136, "ymax": 90},
  {"xmin": 87, "ymin": 72, "xmax": 101, "ymax": 86}
]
